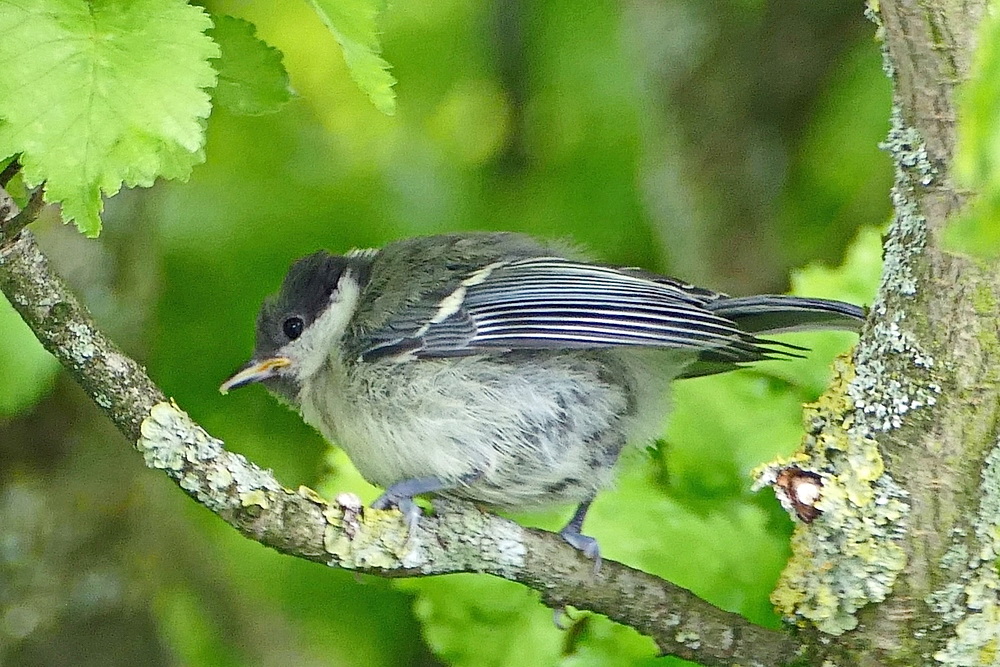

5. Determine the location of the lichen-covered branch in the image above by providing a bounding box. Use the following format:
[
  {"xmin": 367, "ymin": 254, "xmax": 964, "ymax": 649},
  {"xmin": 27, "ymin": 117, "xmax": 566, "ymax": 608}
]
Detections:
[{"xmin": 0, "ymin": 211, "xmax": 802, "ymax": 665}]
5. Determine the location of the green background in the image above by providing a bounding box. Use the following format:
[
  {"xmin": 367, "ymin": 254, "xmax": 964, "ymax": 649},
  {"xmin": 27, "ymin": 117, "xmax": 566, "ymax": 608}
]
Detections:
[{"xmin": 0, "ymin": 0, "xmax": 893, "ymax": 664}]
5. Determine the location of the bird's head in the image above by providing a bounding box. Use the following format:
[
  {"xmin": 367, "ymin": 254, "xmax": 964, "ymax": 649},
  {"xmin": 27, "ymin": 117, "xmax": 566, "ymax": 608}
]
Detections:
[{"xmin": 219, "ymin": 251, "xmax": 368, "ymax": 402}]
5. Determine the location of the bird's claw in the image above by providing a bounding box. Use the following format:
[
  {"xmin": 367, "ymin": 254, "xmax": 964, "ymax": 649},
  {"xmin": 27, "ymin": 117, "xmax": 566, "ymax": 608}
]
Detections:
[
  {"xmin": 552, "ymin": 606, "xmax": 574, "ymax": 630},
  {"xmin": 559, "ymin": 528, "xmax": 602, "ymax": 575},
  {"xmin": 372, "ymin": 491, "xmax": 423, "ymax": 535}
]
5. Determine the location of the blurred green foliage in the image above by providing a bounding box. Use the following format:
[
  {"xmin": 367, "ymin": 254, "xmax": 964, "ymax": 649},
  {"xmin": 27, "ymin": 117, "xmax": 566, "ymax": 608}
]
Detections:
[
  {"xmin": 0, "ymin": 0, "xmax": 898, "ymax": 665},
  {"xmin": 951, "ymin": 5, "xmax": 1000, "ymax": 259},
  {"xmin": 0, "ymin": 295, "xmax": 59, "ymax": 416}
]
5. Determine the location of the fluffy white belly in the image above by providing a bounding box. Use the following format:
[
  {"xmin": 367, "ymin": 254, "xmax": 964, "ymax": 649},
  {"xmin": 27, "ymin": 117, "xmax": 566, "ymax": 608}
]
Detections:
[{"xmin": 299, "ymin": 349, "xmax": 679, "ymax": 509}]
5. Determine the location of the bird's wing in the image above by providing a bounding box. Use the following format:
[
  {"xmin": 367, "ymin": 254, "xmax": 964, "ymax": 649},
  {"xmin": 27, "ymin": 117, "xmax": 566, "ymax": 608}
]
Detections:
[{"xmin": 359, "ymin": 257, "xmax": 793, "ymax": 363}]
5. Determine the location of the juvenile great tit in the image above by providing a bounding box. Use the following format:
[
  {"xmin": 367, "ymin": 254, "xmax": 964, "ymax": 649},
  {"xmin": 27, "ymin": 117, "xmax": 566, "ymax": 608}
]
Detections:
[{"xmin": 220, "ymin": 232, "xmax": 864, "ymax": 564}]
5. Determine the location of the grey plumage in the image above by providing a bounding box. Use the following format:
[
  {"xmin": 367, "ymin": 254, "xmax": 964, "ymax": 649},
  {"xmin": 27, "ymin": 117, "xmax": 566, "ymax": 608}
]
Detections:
[{"xmin": 222, "ymin": 232, "xmax": 865, "ymax": 562}]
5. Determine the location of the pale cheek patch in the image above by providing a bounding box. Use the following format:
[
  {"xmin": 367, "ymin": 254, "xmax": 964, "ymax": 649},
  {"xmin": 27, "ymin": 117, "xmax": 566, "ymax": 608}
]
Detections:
[{"xmin": 286, "ymin": 273, "xmax": 362, "ymax": 381}]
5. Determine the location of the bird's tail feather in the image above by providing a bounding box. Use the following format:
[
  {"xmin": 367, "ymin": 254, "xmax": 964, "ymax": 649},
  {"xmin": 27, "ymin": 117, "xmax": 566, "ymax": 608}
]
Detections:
[{"xmin": 707, "ymin": 295, "xmax": 865, "ymax": 335}]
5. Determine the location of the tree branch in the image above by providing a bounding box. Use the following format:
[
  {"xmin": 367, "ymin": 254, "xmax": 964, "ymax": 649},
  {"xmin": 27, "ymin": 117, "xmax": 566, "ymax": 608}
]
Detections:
[
  {"xmin": 0, "ymin": 195, "xmax": 803, "ymax": 666},
  {"xmin": 0, "ymin": 158, "xmax": 20, "ymax": 187}
]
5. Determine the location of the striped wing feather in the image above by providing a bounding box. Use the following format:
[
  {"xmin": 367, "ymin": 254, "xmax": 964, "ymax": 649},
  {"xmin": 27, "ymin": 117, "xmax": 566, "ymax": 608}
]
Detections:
[{"xmin": 360, "ymin": 258, "xmax": 796, "ymax": 365}]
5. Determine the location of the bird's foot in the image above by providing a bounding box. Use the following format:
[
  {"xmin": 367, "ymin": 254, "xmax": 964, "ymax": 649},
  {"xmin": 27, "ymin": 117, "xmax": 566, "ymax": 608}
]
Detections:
[
  {"xmin": 371, "ymin": 474, "xmax": 481, "ymax": 535},
  {"xmin": 372, "ymin": 493, "xmax": 423, "ymax": 534},
  {"xmin": 559, "ymin": 527, "xmax": 602, "ymax": 574},
  {"xmin": 371, "ymin": 481, "xmax": 436, "ymax": 534},
  {"xmin": 559, "ymin": 499, "xmax": 602, "ymax": 573},
  {"xmin": 552, "ymin": 606, "xmax": 573, "ymax": 630}
]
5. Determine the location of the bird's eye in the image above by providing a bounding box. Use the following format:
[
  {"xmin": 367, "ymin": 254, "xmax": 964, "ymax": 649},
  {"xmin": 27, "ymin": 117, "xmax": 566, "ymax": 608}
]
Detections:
[{"xmin": 282, "ymin": 316, "xmax": 304, "ymax": 340}]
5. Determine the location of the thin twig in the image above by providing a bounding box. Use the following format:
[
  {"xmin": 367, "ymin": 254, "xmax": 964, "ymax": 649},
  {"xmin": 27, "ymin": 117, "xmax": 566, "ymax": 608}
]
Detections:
[
  {"xmin": 0, "ymin": 186, "xmax": 45, "ymax": 247},
  {"xmin": 0, "ymin": 158, "xmax": 20, "ymax": 187}
]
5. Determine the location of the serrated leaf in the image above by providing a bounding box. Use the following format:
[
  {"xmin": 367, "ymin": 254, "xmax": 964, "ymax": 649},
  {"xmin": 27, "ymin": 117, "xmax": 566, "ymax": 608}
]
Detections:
[
  {"xmin": 308, "ymin": 0, "xmax": 397, "ymax": 115},
  {"xmin": 0, "ymin": 0, "xmax": 220, "ymax": 237},
  {"xmin": 208, "ymin": 15, "xmax": 292, "ymax": 116}
]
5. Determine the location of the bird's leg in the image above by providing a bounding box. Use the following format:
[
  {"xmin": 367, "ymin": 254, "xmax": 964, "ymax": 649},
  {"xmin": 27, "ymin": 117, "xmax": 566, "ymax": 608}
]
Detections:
[
  {"xmin": 371, "ymin": 472, "xmax": 481, "ymax": 532},
  {"xmin": 559, "ymin": 500, "xmax": 602, "ymax": 572}
]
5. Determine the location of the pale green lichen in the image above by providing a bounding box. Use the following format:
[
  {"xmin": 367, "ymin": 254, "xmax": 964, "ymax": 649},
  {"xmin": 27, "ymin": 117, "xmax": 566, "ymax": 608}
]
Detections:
[
  {"xmin": 322, "ymin": 497, "xmax": 527, "ymax": 576},
  {"xmin": 66, "ymin": 321, "xmax": 97, "ymax": 360},
  {"xmin": 926, "ymin": 535, "xmax": 973, "ymax": 633},
  {"xmin": 297, "ymin": 485, "xmax": 325, "ymax": 503},
  {"xmin": 323, "ymin": 501, "xmax": 414, "ymax": 570},
  {"xmin": 844, "ymin": 109, "xmax": 941, "ymax": 442},
  {"xmin": 849, "ymin": 318, "xmax": 941, "ymax": 432},
  {"xmin": 940, "ymin": 533, "xmax": 970, "ymax": 572},
  {"xmin": 137, "ymin": 401, "xmax": 282, "ymax": 512},
  {"xmin": 674, "ymin": 630, "xmax": 701, "ymax": 651},
  {"xmin": 179, "ymin": 473, "xmax": 201, "ymax": 494},
  {"xmin": 207, "ymin": 466, "xmax": 233, "ymax": 492},
  {"xmin": 934, "ymin": 440, "xmax": 1000, "ymax": 665},
  {"xmin": 882, "ymin": 106, "xmax": 937, "ymax": 186},
  {"xmin": 239, "ymin": 489, "xmax": 270, "ymax": 510},
  {"xmin": 875, "ymin": 105, "xmax": 935, "ymax": 302},
  {"xmin": 139, "ymin": 402, "xmax": 222, "ymax": 469},
  {"xmin": 427, "ymin": 500, "xmax": 528, "ymax": 575},
  {"xmin": 864, "ymin": 0, "xmax": 895, "ymax": 81},
  {"xmin": 926, "ymin": 582, "xmax": 967, "ymax": 626},
  {"xmin": 757, "ymin": 360, "xmax": 910, "ymax": 635}
]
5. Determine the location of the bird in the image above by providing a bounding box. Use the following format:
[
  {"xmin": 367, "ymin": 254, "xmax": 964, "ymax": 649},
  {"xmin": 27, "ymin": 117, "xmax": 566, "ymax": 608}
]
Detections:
[{"xmin": 220, "ymin": 232, "xmax": 864, "ymax": 565}]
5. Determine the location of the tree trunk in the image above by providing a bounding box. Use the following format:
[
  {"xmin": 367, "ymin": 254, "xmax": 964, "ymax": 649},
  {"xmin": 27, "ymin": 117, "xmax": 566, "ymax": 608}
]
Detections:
[{"xmin": 780, "ymin": 0, "xmax": 1000, "ymax": 662}]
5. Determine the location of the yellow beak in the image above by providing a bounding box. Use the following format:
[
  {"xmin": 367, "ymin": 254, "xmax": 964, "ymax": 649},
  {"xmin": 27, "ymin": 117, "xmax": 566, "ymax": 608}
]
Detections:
[{"xmin": 219, "ymin": 357, "xmax": 292, "ymax": 394}]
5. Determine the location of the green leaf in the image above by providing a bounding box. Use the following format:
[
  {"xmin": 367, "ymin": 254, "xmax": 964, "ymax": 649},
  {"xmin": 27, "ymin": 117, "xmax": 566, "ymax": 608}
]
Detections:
[
  {"xmin": 308, "ymin": 0, "xmax": 397, "ymax": 115},
  {"xmin": 0, "ymin": 293, "xmax": 59, "ymax": 416},
  {"xmin": 0, "ymin": 0, "xmax": 220, "ymax": 237},
  {"xmin": 398, "ymin": 574, "xmax": 664, "ymax": 667},
  {"xmin": 208, "ymin": 15, "xmax": 292, "ymax": 116}
]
